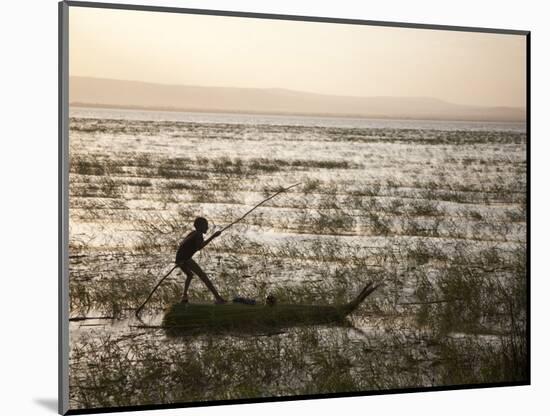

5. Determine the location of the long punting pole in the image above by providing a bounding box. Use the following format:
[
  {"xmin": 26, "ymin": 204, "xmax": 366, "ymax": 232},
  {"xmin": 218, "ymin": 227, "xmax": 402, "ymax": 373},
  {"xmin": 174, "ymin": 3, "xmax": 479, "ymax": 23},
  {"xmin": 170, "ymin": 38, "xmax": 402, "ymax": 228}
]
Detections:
[
  {"xmin": 135, "ymin": 183, "xmax": 301, "ymax": 317},
  {"xmin": 219, "ymin": 182, "xmax": 301, "ymax": 232},
  {"xmin": 135, "ymin": 264, "xmax": 179, "ymax": 318}
]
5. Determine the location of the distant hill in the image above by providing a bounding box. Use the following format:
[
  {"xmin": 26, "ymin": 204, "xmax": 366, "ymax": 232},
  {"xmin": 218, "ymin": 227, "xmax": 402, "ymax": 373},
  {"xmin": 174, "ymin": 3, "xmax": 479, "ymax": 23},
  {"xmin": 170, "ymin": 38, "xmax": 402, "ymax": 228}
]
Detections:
[{"xmin": 69, "ymin": 77, "xmax": 526, "ymax": 122}]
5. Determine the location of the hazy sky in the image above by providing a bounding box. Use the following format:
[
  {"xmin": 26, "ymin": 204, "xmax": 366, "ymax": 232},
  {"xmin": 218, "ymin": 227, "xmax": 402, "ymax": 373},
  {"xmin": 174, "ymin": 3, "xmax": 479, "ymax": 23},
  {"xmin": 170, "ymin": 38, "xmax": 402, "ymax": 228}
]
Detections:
[{"xmin": 69, "ymin": 6, "xmax": 526, "ymax": 108}]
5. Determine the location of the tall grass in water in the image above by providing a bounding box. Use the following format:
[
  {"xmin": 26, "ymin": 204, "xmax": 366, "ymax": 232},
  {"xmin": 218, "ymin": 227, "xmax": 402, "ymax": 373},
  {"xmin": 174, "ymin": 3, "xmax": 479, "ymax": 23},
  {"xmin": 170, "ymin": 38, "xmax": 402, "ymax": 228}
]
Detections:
[
  {"xmin": 412, "ymin": 243, "xmax": 527, "ymax": 383},
  {"xmin": 68, "ymin": 118, "xmax": 528, "ymax": 408}
]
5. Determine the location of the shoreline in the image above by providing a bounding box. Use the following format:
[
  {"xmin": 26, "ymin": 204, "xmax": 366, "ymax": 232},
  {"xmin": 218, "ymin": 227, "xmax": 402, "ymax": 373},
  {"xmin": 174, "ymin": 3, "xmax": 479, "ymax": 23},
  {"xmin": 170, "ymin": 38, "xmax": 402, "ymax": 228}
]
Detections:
[{"xmin": 69, "ymin": 102, "xmax": 527, "ymax": 125}]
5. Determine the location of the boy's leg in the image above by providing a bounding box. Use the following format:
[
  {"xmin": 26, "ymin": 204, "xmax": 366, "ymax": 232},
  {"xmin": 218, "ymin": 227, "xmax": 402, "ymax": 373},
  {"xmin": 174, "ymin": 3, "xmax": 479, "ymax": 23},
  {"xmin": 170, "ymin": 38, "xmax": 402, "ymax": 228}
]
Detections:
[
  {"xmin": 187, "ymin": 259, "xmax": 226, "ymax": 303},
  {"xmin": 179, "ymin": 264, "xmax": 194, "ymax": 302}
]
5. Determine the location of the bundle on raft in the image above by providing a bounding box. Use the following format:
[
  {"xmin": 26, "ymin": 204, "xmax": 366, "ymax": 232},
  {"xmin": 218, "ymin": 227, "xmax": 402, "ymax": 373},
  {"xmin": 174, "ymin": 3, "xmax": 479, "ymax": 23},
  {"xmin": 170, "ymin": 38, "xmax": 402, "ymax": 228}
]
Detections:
[{"xmin": 162, "ymin": 281, "xmax": 380, "ymax": 335}]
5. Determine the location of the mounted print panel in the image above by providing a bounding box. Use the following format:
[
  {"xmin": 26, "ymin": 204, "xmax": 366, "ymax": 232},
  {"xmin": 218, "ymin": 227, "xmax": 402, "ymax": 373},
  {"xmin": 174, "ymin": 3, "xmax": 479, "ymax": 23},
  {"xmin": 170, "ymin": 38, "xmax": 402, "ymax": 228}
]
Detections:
[{"xmin": 59, "ymin": 1, "xmax": 529, "ymax": 414}]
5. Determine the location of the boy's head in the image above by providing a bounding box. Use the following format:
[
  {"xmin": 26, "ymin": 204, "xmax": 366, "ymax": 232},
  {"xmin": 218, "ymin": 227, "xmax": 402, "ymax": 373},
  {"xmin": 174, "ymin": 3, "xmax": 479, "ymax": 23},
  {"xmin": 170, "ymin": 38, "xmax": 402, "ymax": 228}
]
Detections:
[{"xmin": 193, "ymin": 217, "xmax": 208, "ymax": 233}]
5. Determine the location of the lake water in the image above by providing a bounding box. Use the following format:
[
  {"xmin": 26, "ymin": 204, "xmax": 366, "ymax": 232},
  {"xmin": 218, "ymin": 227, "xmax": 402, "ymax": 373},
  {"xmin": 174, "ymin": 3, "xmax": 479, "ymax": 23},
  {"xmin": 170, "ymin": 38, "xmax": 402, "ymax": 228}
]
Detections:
[
  {"xmin": 67, "ymin": 106, "xmax": 528, "ymax": 411},
  {"xmin": 70, "ymin": 106, "xmax": 526, "ymax": 132}
]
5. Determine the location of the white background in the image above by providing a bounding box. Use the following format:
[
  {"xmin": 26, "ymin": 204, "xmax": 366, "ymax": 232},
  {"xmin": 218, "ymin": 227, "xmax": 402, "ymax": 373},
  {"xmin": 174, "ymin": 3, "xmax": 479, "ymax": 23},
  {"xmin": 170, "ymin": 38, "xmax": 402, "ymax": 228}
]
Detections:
[{"xmin": 1, "ymin": 0, "xmax": 547, "ymax": 415}]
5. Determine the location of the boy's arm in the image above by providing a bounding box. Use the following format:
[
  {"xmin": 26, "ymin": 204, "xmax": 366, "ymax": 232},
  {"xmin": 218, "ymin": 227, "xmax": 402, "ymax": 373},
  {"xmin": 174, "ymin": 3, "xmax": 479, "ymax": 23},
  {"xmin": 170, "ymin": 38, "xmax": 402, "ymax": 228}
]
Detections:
[{"xmin": 201, "ymin": 230, "xmax": 222, "ymax": 248}]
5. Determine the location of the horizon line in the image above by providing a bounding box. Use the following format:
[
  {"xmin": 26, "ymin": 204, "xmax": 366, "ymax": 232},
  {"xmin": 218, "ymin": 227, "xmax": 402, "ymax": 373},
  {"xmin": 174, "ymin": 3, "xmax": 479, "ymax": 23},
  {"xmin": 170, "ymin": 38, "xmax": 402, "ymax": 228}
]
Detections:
[{"xmin": 69, "ymin": 102, "xmax": 527, "ymax": 124}]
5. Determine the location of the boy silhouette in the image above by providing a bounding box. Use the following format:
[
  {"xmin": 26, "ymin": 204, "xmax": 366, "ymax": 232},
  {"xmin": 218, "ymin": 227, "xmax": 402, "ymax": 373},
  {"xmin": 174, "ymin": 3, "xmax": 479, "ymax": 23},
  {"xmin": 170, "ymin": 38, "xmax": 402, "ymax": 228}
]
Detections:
[{"xmin": 176, "ymin": 217, "xmax": 226, "ymax": 304}]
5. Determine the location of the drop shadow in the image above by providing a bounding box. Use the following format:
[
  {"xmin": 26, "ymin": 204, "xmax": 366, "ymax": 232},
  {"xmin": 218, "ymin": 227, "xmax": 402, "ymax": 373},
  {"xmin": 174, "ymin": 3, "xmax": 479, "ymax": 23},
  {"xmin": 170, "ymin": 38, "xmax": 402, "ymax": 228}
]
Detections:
[{"xmin": 34, "ymin": 398, "xmax": 58, "ymax": 413}]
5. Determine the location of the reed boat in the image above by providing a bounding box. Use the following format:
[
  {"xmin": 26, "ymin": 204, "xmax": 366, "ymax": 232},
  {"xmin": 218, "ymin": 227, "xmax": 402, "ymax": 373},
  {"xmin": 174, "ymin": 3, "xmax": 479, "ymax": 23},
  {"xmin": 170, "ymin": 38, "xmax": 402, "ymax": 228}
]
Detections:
[{"xmin": 162, "ymin": 282, "xmax": 380, "ymax": 334}]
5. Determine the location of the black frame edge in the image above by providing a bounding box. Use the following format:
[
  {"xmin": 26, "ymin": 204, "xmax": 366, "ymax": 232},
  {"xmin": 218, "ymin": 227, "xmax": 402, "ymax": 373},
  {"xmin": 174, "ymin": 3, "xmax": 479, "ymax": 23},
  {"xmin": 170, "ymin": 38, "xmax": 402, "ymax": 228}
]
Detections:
[
  {"xmin": 63, "ymin": 0, "xmax": 529, "ymax": 36},
  {"xmin": 525, "ymin": 31, "xmax": 531, "ymax": 385},
  {"xmin": 64, "ymin": 381, "xmax": 530, "ymax": 415},
  {"xmin": 59, "ymin": 1, "xmax": 70, "ymax": 415}
]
